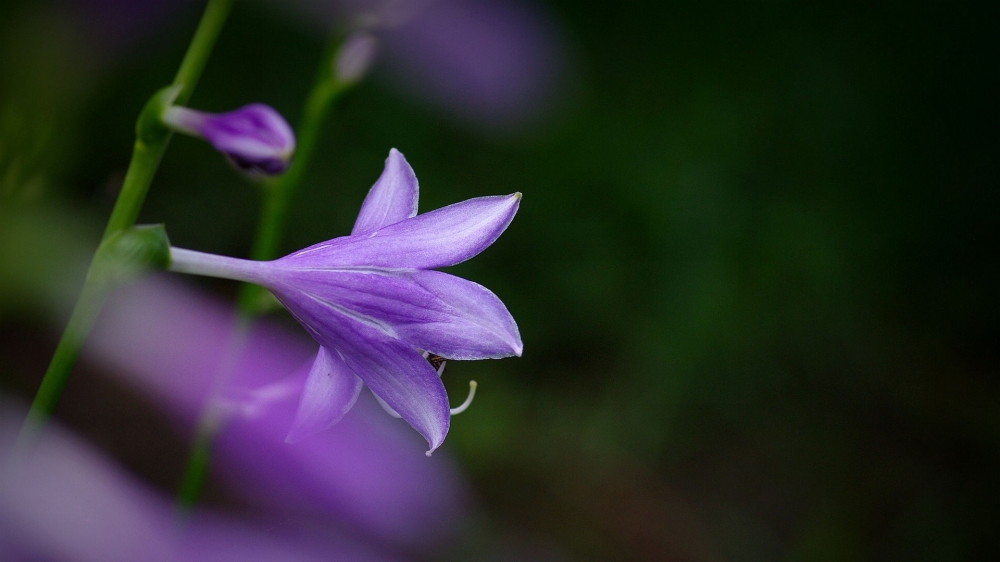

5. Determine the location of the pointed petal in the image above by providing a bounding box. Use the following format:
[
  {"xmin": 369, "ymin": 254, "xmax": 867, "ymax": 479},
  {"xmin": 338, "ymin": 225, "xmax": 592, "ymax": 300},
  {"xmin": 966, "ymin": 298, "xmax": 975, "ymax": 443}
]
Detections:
[
  {"xmin": 352, "ymin": 149, "xmax": 420, "ymax": 236},
  {"xmin": 408, "ymin": 270, "xmax": 523, "ymax": 359},
  {"xmin": 275, "ymin": 269, "xmax": 522, "ymax": 360},
  {"xmin": 276, "ymin": 292, "xmax": 450, "ymax": 452},
  {"xmin": 281, "ymin": 193, "xmax": 521, "ymax": 270},
  {"xmin": 285, "ymin": 346, "xmax": 364, "ymax": 443}
]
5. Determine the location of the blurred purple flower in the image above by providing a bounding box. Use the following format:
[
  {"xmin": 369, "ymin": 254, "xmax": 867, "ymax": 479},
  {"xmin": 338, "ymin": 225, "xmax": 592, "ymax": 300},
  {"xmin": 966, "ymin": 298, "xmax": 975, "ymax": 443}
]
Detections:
[
  {"xmin": 161, "ymin": 103, "xmax": 296, "ymax": 175},
  {"xmin": 86, "ymin": 276, "xmax": 470, "ymax": 549},
  {"xmin": 276, "ymin": 0, "xmax": 568, "ymax": 130},
  {"xmin": 168, "ymin": 148, "xmax": 522, "ymax": 453},
  {"xmin": 335, "ymin": 32, "xmax": 380, "ymax": 84},
  {"xmin": 0, "ymin": 403, "xmax": 404, "ymax": 562}
]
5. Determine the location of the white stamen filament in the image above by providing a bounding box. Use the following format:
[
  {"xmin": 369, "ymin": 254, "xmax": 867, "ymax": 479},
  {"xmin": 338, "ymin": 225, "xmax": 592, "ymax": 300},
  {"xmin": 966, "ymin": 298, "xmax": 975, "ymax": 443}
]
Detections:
[{"xmin": 449, "ymin": 381, "xmax": 477, "ymax": 415}]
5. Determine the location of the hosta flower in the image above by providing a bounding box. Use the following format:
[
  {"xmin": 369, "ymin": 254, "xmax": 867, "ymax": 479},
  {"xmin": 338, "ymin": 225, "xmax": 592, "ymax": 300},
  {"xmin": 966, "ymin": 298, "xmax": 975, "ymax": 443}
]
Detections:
[
  {"xmin": 161, "ymin": 103, "xmax": 295, "ymax": 174},
  {"xmin": 168, "ymin": 149, "xmax": 522, "ymax": 453}
]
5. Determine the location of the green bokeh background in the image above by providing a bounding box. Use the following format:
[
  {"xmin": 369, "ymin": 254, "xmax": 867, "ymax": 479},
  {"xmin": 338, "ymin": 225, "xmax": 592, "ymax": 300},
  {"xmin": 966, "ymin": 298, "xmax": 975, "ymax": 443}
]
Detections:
[{"xmin": 1, "ymin": 0, "xmax": 997, "ymax": 560}]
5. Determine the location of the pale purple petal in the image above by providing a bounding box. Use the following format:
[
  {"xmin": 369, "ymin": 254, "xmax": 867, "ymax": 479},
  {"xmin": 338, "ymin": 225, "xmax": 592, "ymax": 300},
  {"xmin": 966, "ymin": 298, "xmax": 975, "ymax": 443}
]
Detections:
[
  {"xmin": 285, "ymin": 347, "xmax": 364, "ymax": 444},
  {"xmin": 407, "ymin": 270, "xmax": 522, "ymax": 358},
  {"xmin": 380, "ymin": 0, "xmax": 566, "ymax": 130},
  {"xmin": 263, "ymin": 0, "xmax": 567, "ymax": 131},
  {"xmin": 178, "ymin": 512, "xmax": 400, "ymax": 562},
  {"xmin": 86, "ymin": 278, "xmax": 469, "ymax": 546},
  {"xmin": 0, "ymin": 404, "xmax": 403, "ymax": 562},
  {"xmin": 275, "ymin": 269, "xmax": 522, "ymax": 360},
  {"xmin": 275, "ymin": 291, "xmax": 451, "ymax": 453},
  {"xmin": 0, "ymin": 405, "xmax": 173, "ymax": 562},
  {"xmin": 351, "ymin": 148, "xmax": 419, "ymax": 236},
  {"xmin": 282, "ymin": 192, "xmax": 520, "ymax": 269}
]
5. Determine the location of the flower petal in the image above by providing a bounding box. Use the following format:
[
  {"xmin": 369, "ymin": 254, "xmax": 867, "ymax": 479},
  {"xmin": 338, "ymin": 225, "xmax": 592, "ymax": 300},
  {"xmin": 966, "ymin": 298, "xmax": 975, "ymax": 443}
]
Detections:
[
  {"xmin": 275, "ymin": 269, "xmax": 521, "ymax": 360},
  {"xmin": 352, "ymin": 149, "xmax": 419, "ymax": 236},
  {"xmin": 281, "ymin": 193, "xmax": 521, "ymax": 270},
  {"xmin": 285, "ymin": 346, "xmax": 364, "ymax": 444},
  {"xmin": 275, "ymin": 292, "xmax": 451, "ymax": 453},
  {"xmin": 408, "ymin": 270, "xmax": 523, "ymax": 359}
]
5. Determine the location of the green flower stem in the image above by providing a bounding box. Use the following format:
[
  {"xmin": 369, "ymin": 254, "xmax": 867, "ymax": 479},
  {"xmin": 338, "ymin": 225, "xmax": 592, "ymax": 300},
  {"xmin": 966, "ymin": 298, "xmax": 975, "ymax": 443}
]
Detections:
[
  {"xmin": 176, "ymin": 34, "xmax": 351, "ymax": 510},
  {"xmin": 104, "ymin": 0, "xmax": 234, "ymax": 237},
  {"xmin": 13, "ymin": 0, "xmax": 234, "ymax": 455},
  {"xmin": 13, "ymin": 268, "xmax": 110, "ymax": 453},
  {"xmin": 238, "ymin": 36, "xmax": 347, "ymax": 314},
  {"xmin": 175, "ymin": 317, "xmax": 250, "ymax": 514}
]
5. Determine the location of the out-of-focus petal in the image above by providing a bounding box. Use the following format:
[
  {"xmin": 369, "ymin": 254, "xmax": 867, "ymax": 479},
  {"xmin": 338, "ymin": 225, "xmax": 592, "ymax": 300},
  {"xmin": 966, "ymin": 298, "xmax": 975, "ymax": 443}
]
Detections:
[
  {"xmin": 286, "ymin": 347, "xmax": 364, "ymax": 443},
  {"xmin": 279, "ymin": 269, "xmax": 522, "ymax": 360},
  {"xmin": 0, "ymin": 402, "xmax": 404, "ymax": 562},
  {"xmin": 351, "ymin": 148, "xmax": 419, "ymax": 236},
  {"xmin": 0, "ymin": 405, "xmax": 173, "ymax": 562},
  {"xmin": 380, "ymin": 0, "xmax": 567, "ymax": 130},
  {"xmin": 87, "ymin": 275, "xmax": 314, "ymax": 419},
  {"xmin": 276, "ymin": 291, "xmax": 451, "ymax": 453},
  {"xmin": 282, "ymin": 192, "xmax": 520, "ymax": 270},
  {"xmin": 263, "ymin": 0, "xmax": 568, "ymax": 131},
  {"xmin": 86, "ymin": 278, "xmax": 469, "ymax": 546},
  {"xmin": 178, "ymin": 512, "xmax": 399, "ymax": 562}
]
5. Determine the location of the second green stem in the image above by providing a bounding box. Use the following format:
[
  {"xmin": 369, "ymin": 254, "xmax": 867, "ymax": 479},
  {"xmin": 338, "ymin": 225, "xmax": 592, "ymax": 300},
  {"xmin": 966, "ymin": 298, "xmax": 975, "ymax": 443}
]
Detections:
[{"xmin": 176, "ymin": 35, "xmax": 347, "ymax": 511}]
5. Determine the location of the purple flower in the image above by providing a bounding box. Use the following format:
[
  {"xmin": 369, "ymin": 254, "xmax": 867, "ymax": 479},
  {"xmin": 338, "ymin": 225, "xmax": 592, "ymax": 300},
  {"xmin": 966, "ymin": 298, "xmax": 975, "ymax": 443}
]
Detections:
[
  {"xmin": 0, "ymin": 402, "xmax": 407, "ymax": 562},
  {"xmin": 334, "ymin": 32, "xmax": 380, "ymax": 84},
  {"xmin": 271, "ymin": 0, "xmax": 568, "ymax": 130},
  {"xmin": 86, "ymin": 277, "xmax": 470, "ymax": 548},
  {"xmin": 161, "ymin": 103, "xmax": 295, "ymax": 175},
  {"xmin": 168, "ymin": 148, "xmax": 522, "ymax": 453}
]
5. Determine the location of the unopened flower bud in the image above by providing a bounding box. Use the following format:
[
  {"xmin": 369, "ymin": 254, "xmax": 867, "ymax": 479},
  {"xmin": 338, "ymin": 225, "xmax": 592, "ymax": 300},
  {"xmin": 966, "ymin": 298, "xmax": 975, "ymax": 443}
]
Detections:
[
  {"xmin": 161, "ymin": 103, "xmax": 295, "ymax": 175},
  {"xmin": 334, "ymin": 33, "xmax": 379, "ymax": 85}
]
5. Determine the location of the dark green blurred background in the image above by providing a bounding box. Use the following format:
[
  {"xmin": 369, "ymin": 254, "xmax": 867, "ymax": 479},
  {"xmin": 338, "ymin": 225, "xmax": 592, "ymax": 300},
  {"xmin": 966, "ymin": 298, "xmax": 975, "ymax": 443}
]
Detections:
[{"xmin": 1, "ymin": 0, "xmax": 997, "ymax": 560}]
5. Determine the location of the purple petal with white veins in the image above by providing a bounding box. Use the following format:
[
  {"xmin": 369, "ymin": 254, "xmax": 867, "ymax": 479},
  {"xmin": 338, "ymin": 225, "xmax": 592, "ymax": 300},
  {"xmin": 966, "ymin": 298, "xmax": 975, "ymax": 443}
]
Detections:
[
  {"xmin": 286, "ymin": 347, "xmax": 364, "ymax": 444},
  {"xmin": 275, "ymin": 291, "xmax": 450, "ymax": 453},
  {"xmin": 0, "ymin": 402, "xmax": 400, "ymax": 562},
  {"xmin": 406, "ymin": 270, "xmax": 522, "ymax": 358},
  {"xmin": 283, "ymin": 192, "xmax": 520, "ymax": 270},
  {"xmin": 352, "ymin": 148, "xmax": 419, "ymax": 236},
  {"xmin": 275, "ymin": 269, "xmax": 522, "ymax": 360}
]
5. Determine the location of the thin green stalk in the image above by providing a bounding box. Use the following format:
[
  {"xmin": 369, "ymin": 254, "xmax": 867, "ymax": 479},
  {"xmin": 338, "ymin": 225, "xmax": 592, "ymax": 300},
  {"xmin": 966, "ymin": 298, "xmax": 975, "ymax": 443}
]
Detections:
[
  {"xmin": 104, "ymin": 0, "xmax": 233, "ymax": 237},
  {"xmin": 238, "ymin": 36, "xmax": 346, "ymax": 313},
  {"xmin": 14, "ymin": 0, "xmax": 234, "ymax": 455},
  {"xmin": 175, "ymin": 34, "xmax": 350, "ymax": 510}
]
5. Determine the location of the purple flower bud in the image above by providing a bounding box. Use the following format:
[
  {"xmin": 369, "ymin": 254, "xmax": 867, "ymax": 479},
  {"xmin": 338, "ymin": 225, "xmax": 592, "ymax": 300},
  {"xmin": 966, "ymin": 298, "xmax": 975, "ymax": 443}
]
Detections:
[
  {"xmin": 161, "ymin": 103, "xmax": 295, "ymax": 175},
  {"xmin": 335, "ymin": 32, "xmax": 379, "ymax": 85}
]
